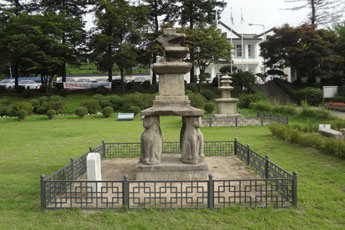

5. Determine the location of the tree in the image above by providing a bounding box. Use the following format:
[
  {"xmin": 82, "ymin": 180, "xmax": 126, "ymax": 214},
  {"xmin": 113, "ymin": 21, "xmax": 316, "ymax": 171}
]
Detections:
[
  {"xmin": 0, "ymin": 0, "xmax": 34, "ymax": 89},
  {"xmin": 90, "ymin": 0, "xmax": 149, "ymax": 93},
  {"xmin": 285, "ymin": 0, "xmax": 345, "ymax": 25},
  {"xmin": 260, "ymin": 24, "xmax": 344, "ymax": 84},
  {"xmin": 185, "ymin": 25, "xmax": 230, "ymax": 91},
  {"xmin": 39, "ymin": 0, "xmax": 95, "ymax": 82},
  {"xmin": 142, "ymin": 0, "xmax": 177, "ymax": 84},
  {"xmin": 175, "ymin": 0, "xmax": 227, "ymax": 83}
]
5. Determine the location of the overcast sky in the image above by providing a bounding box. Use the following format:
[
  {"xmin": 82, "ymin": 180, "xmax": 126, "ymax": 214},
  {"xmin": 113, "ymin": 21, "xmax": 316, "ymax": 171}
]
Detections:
[
  {"xmin": 219, "ymin": 0, "xmax": 310, "ymax": 34},
  {"xmin": 84, "ymin": 0, "xmax": 310, "ymax": 33}
]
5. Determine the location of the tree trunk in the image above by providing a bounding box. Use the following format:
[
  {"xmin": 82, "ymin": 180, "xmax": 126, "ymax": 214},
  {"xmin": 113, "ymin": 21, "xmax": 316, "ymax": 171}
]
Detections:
[
  {"xmin": 311, "ymin": 0, "xmax": 316, "ymax": 25},
  {"xmin": 13, "ymin": 62, "xmax": 19, "ymax": 90},
  {"xmin": 120, "ymin": 68, "xmax": 125, "ymax": 94},
  {"xmin": 152, "ymin": 55, "xmax": 157, "ymax": 84},
  {"xmin": 108, "ymin": 66, "xmax": 113, "ymax": 83}
]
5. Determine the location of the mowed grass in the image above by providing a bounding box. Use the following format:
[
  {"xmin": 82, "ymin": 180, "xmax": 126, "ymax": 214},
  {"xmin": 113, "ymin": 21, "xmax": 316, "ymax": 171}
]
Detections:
[{"xmin": 0, "ymin": 116, "xmax": 345, "ymax": 229}]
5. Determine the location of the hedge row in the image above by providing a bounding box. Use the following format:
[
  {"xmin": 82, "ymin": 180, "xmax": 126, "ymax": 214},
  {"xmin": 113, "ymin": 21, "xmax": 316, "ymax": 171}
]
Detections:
[{"xmin": 269, "ymin": 123, "xmax": 345, "ymax": 159}]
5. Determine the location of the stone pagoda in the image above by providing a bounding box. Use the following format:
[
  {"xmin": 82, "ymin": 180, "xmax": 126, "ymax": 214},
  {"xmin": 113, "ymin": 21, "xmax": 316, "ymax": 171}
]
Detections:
[
  {"xmin": 136, "ymin": 28, "xmax": 208, "ymax": 180},
  {"xmin": 213, "ymin": 75, "xmax": 242, "ymax": 119}
]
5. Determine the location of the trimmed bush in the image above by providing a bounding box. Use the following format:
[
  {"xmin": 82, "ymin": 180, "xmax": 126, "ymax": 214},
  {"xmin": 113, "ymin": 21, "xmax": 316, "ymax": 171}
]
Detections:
[
  {"xmin": 36, "ymin": 106, "xmax": 47, "ymax": 115},
  {"xmin": 269, "ymin": 123, "xmax": 345, "ymax": 159},
  {"xmin": 238, "ymin": 94, "xmax": 265, "ymax": 108},
  {"xmin": 121, "ymin": 93, "xmax": 154, "ymax": 110},
  {"xmin": 297, "ymin": 87, "xmax": 322, "ymax": 106},
  {"xmin": 129, "ymin": 105, "xmax": 140, "ymax": 115},
  {"xmin": 334, "ymin": 96, "xmax": 345, "ymax": 103},
  {"xmin": 201, "ymin": 89, "xmax": 217, "ymax": 100},
  {"xmin": 9, "ymin": 102, "xmax": 34, "ymax": 117},
  {"xmin": 47, "ymin": 109, "xmax": 56, "ymax": 120},
  {"xmin": 102, "ymin": 106, "xmax": 114, "ymax": 118},
  {"xmin": 249, "ymin": 101, "xmax": 272, "ymax": 112},
  {"xmin": 17, "ymin": 109, "xmax": 28, "ymax": 120},
  {"xmin": 80, "ymin": 99, "xmax": 101, "ymax": 114},
  {"xmin": 39, "ymin": 96, "xmax": 49, "ymax": 104},
  {"xmin": 189, "ymin": 93, "xmax": 205, "ymax": 109},
  {"xmin": 47, "ymin": 100, "xmax": 66, "ymax": 114},
  {"xmin": 271, "ymin": 105, "xmax": 298, "ymax": 115},
  {"xmin": 300, "ymin": 107, "xmax": 332, "ymax": 119},
  {"xmin": 108, "ymin": 95, "xmax": 122, "ymax": 111},
  {"xmin": 186, "ymin": 83, "xmax": 198, "ymax": 93},
  {"xmin": 185, "ymin": 90, "xmax": 193, "ymax": 96},
  {"xmin": 100, "ymin": 99, "xmax": 112, "ymax": 108},
  {"xmin": 31, "ymin": 99, "xmax": 40, "ymax": 110},
  {"xmin": 75, "ymin": 107, "xmax": 88, "ymax": 118},
  {"xmin": 204, "ymin": 103, "xmax": 215, "ymax": 114},
  {"xmin": 92, "ymin": 94, "xmax": 104, "ymax": 102}
]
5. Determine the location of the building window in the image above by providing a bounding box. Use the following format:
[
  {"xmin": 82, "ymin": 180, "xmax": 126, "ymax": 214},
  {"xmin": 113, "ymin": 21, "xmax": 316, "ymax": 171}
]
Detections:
[
  {"xmin": 236, "ymin": 45, "xmax": 242, "ymax": 57},
  {"xmin": 248, "ymin": 44, "xmax": 253, "ymax": 58}
]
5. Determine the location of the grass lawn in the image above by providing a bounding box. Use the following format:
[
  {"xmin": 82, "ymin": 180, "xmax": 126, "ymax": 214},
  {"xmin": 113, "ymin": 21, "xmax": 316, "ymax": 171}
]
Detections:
[{"xmin": 0, "ymin": 115, "xmax": 345, "ymax": 229}]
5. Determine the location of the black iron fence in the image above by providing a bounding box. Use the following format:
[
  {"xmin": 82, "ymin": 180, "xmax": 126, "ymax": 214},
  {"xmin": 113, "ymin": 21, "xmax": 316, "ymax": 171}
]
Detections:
[{"xmin": 40, "ymin": 139, "xmax": 297, "ymax": 210}]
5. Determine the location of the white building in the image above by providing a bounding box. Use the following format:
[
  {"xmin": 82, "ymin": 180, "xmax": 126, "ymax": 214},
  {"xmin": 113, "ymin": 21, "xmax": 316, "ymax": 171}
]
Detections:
[{"xmin": 191, "ymin": 21, "xmax": 292, "ymax": 83}]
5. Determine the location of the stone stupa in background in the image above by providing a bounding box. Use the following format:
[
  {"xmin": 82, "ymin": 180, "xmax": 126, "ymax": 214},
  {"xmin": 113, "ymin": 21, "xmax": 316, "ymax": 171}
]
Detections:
[{"xmin": 212, "ymin": 75, "xmax": 242, "ymax": 119}]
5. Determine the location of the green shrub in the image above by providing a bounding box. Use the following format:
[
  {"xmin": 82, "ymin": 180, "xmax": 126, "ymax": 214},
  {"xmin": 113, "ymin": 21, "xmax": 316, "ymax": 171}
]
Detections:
[
  {"xmin": 102, "ymin": 106, "xmax": 114, "ymax": 118},
  {"xmin": 269, "ymin": 123, "xmax": 345, "ymax": 159},
  {"xmin": 185, "ymin": 90, "xmax": 193, "ymax": 96},
  {"xmin": 9, "ymin": 102, "xmax": 34, "ymax": 117},
  {"xmin": 92, "ymin": 94, "xmax": 105, "ymax": 102},
  {"xmin": 297, "ymin": 87, "xmax": 322, "ymax": 106},
  {"xmin": 129, "ymin": 105, "xmax": 140, "ymax": 115},
  {"xmin": 17, "ymin": 109, "xmax": 27, "ymax": 120},
  {"xmin": 96, "ymin": 86, "xmax": 109, "ymax": 95},
  {"xmin": 47, "ymin": 109, "xmax": 56, "ymax": 120},
  {"xmin": 121, "ymin": 93, "xmax": 154, "ymax": 110},
  {"xmin": 204, "ymin": 103, "xmax": 215, "ymax": 114},
  {"xmin": 334, "ymin": 96, "xmax": 345, "ymax": 103},
  {"xmin": 0, "ymin": 98, "xmax": 10, "ymax": 116},
  {"xmin": 338, "ymin": 85, "xmax": 345, "ymax": 97},
  {"xmin": 99, "ymin": 99, "xmax": 111, "ymax": 108},
  {"xmin": 108, "ymin": 95, "xmax": 122, "ymax": 111},
  {"xmin": 36, "ymin": 106, "xmax": 47, "ymax": 115},
  {"xmin": 80, "ymin": 99, "xmax": 101, "ymax": 114},
  {"xmin": 189, "ymin": 93, "xmax": 205, "ymax": 109},
  {"xmin": 186, "ymin": 83, "xmax": 198, "ymax": 92},
  {"xmin": 271, "ymin": 105, "xmax": 298, "ymax": 115},
  {"xmin": 249, "ymin": 101, "xmax": 272, "ymax": 112},
  {"xmin": 31, "ymin": 99, "xmax": 40, "ymax": 110},
  {"xmin": 238, "ymin": 94, "xmax": 265, "ymax": 108},
  {"xmin": 300, "ymin": 107, "xmax": 331, "ymax": 119},
  {"xmin": 39, "ymin": 96, "xmax": 49, "ymax": 104},
  {"xmin": 47, "ymin": 100, "xmax": 66, "ymax": 114},
  {"xmin": 201, "ymin": 89, "xmax": 217, "ymax": 100},
  {"xmin": 75, "ymin": 107, "xmax": 88, "ymax": 118}
]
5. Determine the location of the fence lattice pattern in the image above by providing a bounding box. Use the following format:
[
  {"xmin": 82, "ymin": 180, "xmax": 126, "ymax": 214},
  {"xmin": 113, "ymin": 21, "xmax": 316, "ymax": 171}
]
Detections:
[{"xmin": 41, "ymin": 139, "xmax": 297, "ymax": 210}]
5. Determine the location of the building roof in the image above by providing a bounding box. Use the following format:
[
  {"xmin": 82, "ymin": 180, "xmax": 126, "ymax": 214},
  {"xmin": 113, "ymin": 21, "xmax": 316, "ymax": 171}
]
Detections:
[{"xmin": 219, "ymin": 21, "xmax": 274, "ymax": 40}]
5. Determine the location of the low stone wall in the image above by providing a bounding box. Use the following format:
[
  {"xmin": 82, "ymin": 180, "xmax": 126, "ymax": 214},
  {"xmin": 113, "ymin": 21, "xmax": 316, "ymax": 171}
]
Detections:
[{"xmin": 201, "ymin": 118, "xmax": 271, "ymax": 127}]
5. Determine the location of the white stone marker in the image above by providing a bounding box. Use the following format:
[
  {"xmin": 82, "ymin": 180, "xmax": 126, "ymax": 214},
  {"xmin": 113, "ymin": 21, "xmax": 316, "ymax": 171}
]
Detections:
[
  {"xmin": 87, "ymin": 152, "xmax": 102, "ymax": 196},
  {"xmin": 319, "ymin": 124, "xmax": 331, "ymax": 130}
]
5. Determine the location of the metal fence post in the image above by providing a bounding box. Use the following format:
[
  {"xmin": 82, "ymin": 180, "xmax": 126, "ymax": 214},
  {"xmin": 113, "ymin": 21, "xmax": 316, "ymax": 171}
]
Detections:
[
  {"xmin": 234, "ymin": 138, "xmax": 238, "ymax": 155},
  {"xmin": 102, "ymin": 140, "xmax": 105, "ymax": 158},
  {"xmin": 261, "ymin": 117, "xmax": 264, "ymax": 126},
  {"xmin": 89, "ymin": 147, "xmax": 93, "ymax": 152},
  {"xmin": 265, "ymin": 155, "xmax": 269, "ymax": 179},
  {"xmin": 40, "ymin": 174, "xmax": 46, "ymax": 209},
  {"xmin": 292, "ymin": 171, "xmax": 298, "ymax": 207},
  {"xmin": 247, "ymin": 144, "xmax": 250, "ymax": 165},
  {"xmin": 209, "ymin": 117, "xmax": 212, "ymax": 127},
  {"xmin": 70, "ymin": 157, "xmax": 75, "ymax": 180},
  {"xmin": 235, "ymin": 116, "xmax": 238, "ymax": 127},
  {"xmin": 208, "ymin": 174, "xmax": 214, "ymax": 209},
  {"xmin": 123, "ymin": 174, "xmax": 129, "ymax": 208}
]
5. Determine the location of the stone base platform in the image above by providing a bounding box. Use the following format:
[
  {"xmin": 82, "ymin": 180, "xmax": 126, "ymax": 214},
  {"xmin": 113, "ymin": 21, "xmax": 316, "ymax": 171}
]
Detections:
[
  {"xmin": 136, "ymin": 154, "xmax": 208, "ymax": 180},
  {"xmin": 141, "ymin": 106, "xmax": 203, "ymax": 116},
  {"xmin": 212, "ymin": 114, "xmax": 243, "ymax": 119}
]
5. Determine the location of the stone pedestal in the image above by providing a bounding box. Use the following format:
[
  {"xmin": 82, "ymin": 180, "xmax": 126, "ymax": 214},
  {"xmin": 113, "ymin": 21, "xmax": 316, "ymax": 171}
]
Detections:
[{"xmin": 136, "ymin": 154, "xmax": 208, "ymax": 180}]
